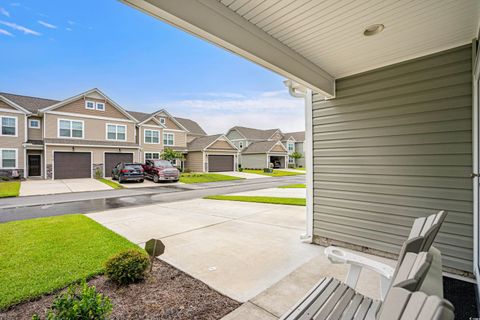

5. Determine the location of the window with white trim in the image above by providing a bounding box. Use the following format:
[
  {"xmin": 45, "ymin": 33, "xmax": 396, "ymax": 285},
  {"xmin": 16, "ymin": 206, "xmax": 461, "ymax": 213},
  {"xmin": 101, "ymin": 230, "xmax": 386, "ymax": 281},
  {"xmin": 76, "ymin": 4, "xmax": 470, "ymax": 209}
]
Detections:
[
  {"xmin": 1, "ymin": 149, "xmax": 16, "ymax": 168},
  {"xmin": 159, "ymin": 117, "xmax": 166, "ymax": 125},
  {"xmin": 163, "ymin": 132, "xmax": 174, "ymax": 146},
  {"xmin": 85, "ymin": 100, "xmax": 95, "ymax": 109},
  {"xmin": 96, "ymin": 102, "xmax": 105, "ymax": 111},
  {"xmin": 29, "ymin": 119, "xmax": 40, "ymax": 129},
  {"xmin": 107, "ymin": 124, "xmax": 126, "ymax": 141},
  {"xmin": 144, "ymin": 130, "xmax": 159, "ymax": 144},
  {"xmin": 145, "ymin": 152, "xmax": 160, "ymax": 160},
  {"xmin": 59, "ymin": 119, "xmax": 83, "ymax": 138},
  {"xmin": 287, "ymin": 142, "xmax": 294, "ymax": 153},
  {"xmin": 1, "ymin": 116, "xmax": 16, "ymax": 136}
]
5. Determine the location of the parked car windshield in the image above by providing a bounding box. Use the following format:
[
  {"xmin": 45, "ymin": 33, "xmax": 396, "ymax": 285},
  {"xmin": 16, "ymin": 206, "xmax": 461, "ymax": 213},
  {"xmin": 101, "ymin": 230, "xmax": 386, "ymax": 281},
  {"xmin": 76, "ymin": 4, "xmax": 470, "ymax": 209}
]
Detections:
[
  {"xmin": 125, "ymin": 164, "xmax": 143, "ymax": 170},
  {"xmin": 153, "ymin": 160, "xmax": 173, "ymax": 167}
]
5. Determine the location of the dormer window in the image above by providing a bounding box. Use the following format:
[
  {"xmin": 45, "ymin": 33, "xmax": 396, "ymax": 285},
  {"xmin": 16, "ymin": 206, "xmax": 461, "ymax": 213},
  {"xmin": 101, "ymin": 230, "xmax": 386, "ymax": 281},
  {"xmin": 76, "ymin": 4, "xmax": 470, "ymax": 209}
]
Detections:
[
  {"xmin": 239, "ymin": 141, "xmax": 243, "ymax": 149},
  {"xmin": 159, "ymin": 117, "xmax": 166, "ymax": 125},
  {"xmin": 29, "ymin": 119, "xmax": 40, "ymax": 129},
  {"xmin": 85, "ymin": 101, "xmax": 95, "ymax": 110},
  {"xmin": 96, "ymin": 102, "xmax": 105, "ymax": 111}
]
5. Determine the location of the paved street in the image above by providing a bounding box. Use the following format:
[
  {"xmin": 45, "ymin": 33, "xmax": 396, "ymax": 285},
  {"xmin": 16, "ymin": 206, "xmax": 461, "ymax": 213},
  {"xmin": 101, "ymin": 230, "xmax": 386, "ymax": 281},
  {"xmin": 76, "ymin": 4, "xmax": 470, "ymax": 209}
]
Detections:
[{"xmin": 0, "ymin": 175, "xmax": 305, "ymax": 222}]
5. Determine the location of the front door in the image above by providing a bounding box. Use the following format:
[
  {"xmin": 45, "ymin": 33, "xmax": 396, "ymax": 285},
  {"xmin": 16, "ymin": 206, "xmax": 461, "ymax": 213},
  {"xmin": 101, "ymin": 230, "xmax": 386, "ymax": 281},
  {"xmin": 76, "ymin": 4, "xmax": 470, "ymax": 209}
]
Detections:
[{"xmin": 28, "ymin": 155, "xmax": 41, "ymax": 176}]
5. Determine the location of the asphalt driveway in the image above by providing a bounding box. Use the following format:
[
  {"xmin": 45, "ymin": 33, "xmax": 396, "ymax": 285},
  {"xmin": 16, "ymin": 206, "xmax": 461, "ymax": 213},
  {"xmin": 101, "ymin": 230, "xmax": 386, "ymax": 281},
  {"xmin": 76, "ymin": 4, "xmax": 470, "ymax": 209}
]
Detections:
[{"xmin": 20, "ymin": 178, "xmax": 112, "ymax": 196}]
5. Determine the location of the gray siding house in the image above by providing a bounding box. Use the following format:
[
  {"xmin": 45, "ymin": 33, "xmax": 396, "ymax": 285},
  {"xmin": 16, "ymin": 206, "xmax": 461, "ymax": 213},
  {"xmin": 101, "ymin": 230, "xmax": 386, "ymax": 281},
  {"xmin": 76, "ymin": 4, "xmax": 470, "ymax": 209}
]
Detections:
[
  {"xmin": 226, "ymin": 126, "xmax": 304, "ymax": 169},
  {"xmin": 120, "ymin": 0, "xmax": 480, "ymax": 301}
]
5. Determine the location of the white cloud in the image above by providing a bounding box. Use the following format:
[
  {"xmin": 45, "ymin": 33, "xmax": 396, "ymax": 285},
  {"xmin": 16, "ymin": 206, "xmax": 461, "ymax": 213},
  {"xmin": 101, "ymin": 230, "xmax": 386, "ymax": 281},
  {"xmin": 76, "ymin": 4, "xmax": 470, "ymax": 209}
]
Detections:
[
  {"xmin": 9, "ymin": 3, "xmax": 20, "ymax": 7},
  {"xmin": 38, "ymin": 20, "xmax": 57, "ymax": 29},
  {"xmin": 0, "ymin": 28, "xmax": 13, "ymax": 36},
  {"xmin": 67, "ymin": 20, "xmax": 75, "ymax": 25},
  {"xmin": 0, "ymin": 7, "xmax": 10, "ymax": 17},
  {"xmin": 179, "ymin": 112, "xmax": 305, "ymax": 134},
  {"xmin": 170, "ymin": 95, "xmax": 302, "ymax": 112},
  {"xmin": 65, "ymin": 27, "xmax": 72, "ymax": 31},
  {"xmin": 0, "ymin": 20, "xmax": 41, "ymax": 35},
  {"xmin": 155, "ymin": 91, "xmax": 305, "ymax": 134}
]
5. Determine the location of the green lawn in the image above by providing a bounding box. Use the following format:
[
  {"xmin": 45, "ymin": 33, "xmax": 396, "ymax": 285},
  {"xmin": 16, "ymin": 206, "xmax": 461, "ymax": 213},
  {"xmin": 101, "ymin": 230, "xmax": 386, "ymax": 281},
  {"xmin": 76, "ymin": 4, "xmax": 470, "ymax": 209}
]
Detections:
[
  {"xmin": 205, "ymin": 195, "xmax": 306, "ymax": 206},
  {"xmin": 0, "ymin": 181, "xmax": 20, "ymax": 198},
  {"xmin": 180, "ymin": 173, "xmax": 243, "ymax": 184},
  {"xmin": 294, "ymin": 167, "xmax": 305, "ymax": 171},
  {"xmin": 0, "ymin": 214, "xmax": 138, "ymax": 309},
  {"xmin": 96, "ymin": 178, "xmax": 124, "ymax": 189},
  {"xmin": 243, "ymin": 169, "xmax": 304, "ymax": 177},
  {"xmin": 279, "ymin": 183, "xmax": 306, "ymax": 188}
]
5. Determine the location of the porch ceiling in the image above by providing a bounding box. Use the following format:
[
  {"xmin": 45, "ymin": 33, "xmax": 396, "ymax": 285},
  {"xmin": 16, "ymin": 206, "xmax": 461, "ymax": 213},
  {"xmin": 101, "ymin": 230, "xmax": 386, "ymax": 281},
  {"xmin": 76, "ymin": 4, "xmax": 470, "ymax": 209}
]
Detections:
[{"xmin": 121, "ymin": 0, "xmax": 479, "ymax": 95}]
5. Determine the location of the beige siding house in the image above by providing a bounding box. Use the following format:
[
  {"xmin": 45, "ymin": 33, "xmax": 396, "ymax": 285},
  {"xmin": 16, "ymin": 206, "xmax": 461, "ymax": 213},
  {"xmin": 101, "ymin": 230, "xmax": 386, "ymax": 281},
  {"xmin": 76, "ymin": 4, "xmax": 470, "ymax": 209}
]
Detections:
[
  {"xmin": 185, "ymin": 134, "xmax": 238, "ymax": 172},
  {"xmin": 0, "ymin": 89, "xmax": 207, "ymax": 179}
]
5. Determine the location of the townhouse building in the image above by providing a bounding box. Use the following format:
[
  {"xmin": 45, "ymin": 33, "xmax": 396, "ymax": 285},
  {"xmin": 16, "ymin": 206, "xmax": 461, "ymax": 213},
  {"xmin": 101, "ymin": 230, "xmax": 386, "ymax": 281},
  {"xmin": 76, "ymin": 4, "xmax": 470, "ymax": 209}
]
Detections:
[
  {"xmin": 225, "ymin": 126, "xmax": 305, "ymax": 169},
  {"xmin": 0, "ymin": 88, "xmax": 206, "ymax": 179}
]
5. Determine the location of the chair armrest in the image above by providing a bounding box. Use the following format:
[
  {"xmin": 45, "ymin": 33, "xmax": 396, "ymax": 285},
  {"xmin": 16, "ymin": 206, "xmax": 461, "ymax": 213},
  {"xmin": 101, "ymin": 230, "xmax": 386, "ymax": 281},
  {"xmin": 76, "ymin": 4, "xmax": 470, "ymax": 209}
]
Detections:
[{"xmin": 324, "ymin": 246, "xmax": 395, "ymax": 300}]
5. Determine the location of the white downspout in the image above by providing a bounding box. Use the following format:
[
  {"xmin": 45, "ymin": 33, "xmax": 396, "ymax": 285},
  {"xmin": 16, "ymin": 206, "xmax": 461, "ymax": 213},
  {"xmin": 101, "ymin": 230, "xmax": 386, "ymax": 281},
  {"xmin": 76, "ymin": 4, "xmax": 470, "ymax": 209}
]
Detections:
[{"xmin": 285, "ymin": 80, "xmax": 314, "ymax": 243}]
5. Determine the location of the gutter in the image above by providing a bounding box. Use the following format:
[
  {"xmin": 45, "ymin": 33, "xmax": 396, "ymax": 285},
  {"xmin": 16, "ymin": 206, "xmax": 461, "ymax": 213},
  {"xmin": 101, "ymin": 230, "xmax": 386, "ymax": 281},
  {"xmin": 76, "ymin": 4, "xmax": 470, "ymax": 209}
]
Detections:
[{"xmin": 284, "ymin": 80, "xmax": 313, "ymax": 243}]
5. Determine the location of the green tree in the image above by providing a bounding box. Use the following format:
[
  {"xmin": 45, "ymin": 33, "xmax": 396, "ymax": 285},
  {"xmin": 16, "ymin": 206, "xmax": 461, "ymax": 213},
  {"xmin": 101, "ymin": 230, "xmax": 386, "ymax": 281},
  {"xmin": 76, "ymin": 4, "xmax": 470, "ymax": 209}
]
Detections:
[
  {"xmin": 161, "ymin": 148, "xmax": 185, "ymax": 162},
  {"xmin": 290, "ymin": 151, "xmax": 303, "ymax": 167}
]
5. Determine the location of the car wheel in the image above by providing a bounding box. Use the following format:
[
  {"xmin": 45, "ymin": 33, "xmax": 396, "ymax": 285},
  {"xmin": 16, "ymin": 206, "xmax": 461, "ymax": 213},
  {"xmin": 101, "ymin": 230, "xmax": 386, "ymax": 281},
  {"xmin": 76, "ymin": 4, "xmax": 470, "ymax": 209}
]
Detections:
[
  {"xmin": 112, "ymin": 174, "xmax": 116, "ymax": 180},
  {"xmin": 153, "ymin": 175, "xmax": 159, "ymax": 183},
  {"xmin": 172, "ymin": 179, "xmax": 179, "ymax": 183},
  {"xmin": 118, "ymin": 176, "xmax": 124, "ymax": 183},
  {"xmin": 139, "ymin": 179, "xmax": 144, "ymax": 183}
]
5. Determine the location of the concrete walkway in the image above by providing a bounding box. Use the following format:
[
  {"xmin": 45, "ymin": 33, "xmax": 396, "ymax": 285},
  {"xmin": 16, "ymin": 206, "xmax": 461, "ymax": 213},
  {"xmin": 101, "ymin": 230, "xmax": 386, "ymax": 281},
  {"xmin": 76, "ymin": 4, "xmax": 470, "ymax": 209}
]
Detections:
[
  {"xmin": 217, "ymin": 171, "xmax": 271, "ymax": 179},
  {"xmin": 87, "ymin": 198, "xmax": 318, "ymax": 302},
  {"xmin": 20, "ymin": 178, "xmax": 112, "ymax": 196},
  {"xmin": 87, "ymin": 195, "xmax": 394, "ymax": 319}
]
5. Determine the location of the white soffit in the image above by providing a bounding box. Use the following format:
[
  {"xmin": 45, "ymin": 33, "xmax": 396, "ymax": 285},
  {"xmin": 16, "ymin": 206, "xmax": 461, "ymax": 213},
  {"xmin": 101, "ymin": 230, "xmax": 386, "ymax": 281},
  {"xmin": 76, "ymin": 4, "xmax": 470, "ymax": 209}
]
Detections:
[{"xmin": 220, "ymin": 0, "xmax": 480, "ymax": 78}]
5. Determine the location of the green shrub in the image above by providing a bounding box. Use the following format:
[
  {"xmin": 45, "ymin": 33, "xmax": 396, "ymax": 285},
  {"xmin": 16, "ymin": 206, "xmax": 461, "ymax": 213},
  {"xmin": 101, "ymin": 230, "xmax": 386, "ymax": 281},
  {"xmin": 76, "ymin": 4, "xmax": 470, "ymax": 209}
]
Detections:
[
  {"xmin": 94, "ymin": 167, "xmax": 102, "ymax": 179},
  {"xmin": 32, "ymin": 281, "xmax": 112, "ymax": 320},
  {"xmin": 0, "ymin": 176, "xmax": 9, "ymax": 181},
  {"xmin": 104, "ymin": 249, "xmax": 150, "ymax": 285}
]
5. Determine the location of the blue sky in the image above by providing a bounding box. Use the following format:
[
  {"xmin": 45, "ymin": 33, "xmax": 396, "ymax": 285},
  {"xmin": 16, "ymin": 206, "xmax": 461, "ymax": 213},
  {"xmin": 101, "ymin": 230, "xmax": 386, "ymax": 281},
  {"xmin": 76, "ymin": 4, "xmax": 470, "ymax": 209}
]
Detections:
[{"xmin": 0, "ymin": 0, "xmax": 304, "ymax": 134}]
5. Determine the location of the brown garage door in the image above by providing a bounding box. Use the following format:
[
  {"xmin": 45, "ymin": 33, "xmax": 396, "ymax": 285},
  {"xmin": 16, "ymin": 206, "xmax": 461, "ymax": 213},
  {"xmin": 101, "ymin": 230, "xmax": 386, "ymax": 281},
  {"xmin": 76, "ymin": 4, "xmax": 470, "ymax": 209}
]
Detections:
[
  {"xmin": 208, "ymin": 155, "xmax": 234, "ymax": 172},
  {"xmin": 54, "ymin": 152, "xmax": 91, "ymax": 179},
  {"xmin": 104, "ymin": 153, "xmax": 134, "ymax": 177}
]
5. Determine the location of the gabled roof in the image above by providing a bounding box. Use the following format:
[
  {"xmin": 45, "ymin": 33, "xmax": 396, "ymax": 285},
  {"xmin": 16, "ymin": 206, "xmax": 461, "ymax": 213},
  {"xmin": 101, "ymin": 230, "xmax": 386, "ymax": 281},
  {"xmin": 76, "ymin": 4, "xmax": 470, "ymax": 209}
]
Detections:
[
  {"xmin": 40, "ymin": 88, "xmax": 139, "ymax": 122},
  {"xmin": 242, "ymin": 140, "xmax": 287, "ymax": 154},
  {"xmin": 175, "ymin": 117, "xmax": 207, "ymax": 136},
  {"xmin": 229, "ymin": 126, "xmax": 283, "ymax": 140},
  {"xmin": 283, "ymin": 131, "xmax": 305, "ymax": 142},
  {"xmin": 0, "ymin": 92, "xmax": 58, "ymax": 113},
  {"xmin": 126, "ymin": 110, "xmax": 152, "ymax": 122},
  {"xmin": 187, "ymin": 134, "xmax": 221, "ymax": 151}
]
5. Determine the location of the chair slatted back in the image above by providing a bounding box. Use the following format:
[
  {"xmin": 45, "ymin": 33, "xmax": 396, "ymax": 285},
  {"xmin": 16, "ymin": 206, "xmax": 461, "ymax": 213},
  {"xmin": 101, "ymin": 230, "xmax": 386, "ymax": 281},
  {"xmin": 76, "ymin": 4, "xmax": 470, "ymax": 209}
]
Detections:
[
  {"xmin": 378, "ymin": 288, "xmax": 454, "ymax": 320},
  {"xmin": 398, "ymin": 211, "xmax": 447, "ymax": 264}
]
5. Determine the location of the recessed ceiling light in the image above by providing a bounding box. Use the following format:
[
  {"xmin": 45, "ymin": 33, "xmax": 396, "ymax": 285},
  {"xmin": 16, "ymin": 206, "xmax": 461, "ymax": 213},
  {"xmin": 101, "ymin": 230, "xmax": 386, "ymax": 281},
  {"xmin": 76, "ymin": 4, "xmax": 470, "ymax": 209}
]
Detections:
[{"xmin": 364, "ymin": 24, "xmax": 385, "ymax": 36}]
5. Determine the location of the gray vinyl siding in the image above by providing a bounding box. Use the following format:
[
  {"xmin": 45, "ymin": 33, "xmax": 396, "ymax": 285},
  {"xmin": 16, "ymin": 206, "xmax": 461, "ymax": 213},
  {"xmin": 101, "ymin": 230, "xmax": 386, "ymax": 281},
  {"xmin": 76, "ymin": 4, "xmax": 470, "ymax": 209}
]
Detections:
[
  {"xmin": 312, "ymin": 44, "xmax": 473, "ymax": 273},
  {"xmin": 241, "ymin": 154, "xmax": 267, "ymax": 169}
]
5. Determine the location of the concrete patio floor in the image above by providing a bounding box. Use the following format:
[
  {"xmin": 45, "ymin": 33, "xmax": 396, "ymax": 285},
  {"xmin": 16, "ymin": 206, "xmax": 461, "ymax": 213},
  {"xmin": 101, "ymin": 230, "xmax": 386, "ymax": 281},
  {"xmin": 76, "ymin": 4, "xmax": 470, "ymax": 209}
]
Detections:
[
  {"xmin": 20, "ymin": 178, "xmax": 112, "ymax": 196},
  {"xmin": 87, "ymin": 195, "xmax": 395, "ymax": 318}
]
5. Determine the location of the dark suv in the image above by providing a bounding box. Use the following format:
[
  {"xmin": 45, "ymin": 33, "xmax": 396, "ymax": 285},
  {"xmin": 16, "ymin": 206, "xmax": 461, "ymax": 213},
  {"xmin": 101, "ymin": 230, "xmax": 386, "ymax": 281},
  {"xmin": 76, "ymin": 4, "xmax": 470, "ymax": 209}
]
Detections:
[
  {"xmin": 112, "ymin": 162, "xmax": 144, "ymax": 183},
  {"xmin": 142, "ymin": 160, "xmax": 180, "ymax": 183}
]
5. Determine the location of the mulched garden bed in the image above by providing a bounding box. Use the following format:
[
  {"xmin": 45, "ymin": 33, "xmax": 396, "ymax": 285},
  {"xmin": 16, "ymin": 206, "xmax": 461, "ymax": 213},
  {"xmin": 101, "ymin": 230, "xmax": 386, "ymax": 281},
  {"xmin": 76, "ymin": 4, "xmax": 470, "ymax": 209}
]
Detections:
[{"xmin": 0, "ymin": 260, "xmax": 240, "ymax": 320}]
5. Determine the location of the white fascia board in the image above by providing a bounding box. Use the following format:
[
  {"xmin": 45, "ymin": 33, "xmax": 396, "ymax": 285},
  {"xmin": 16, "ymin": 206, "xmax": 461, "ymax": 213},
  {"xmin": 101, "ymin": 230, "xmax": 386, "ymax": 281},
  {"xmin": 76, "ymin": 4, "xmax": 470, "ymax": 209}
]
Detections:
[{"xmin": 120, "ymin": 0, "xmax": 335, "ymax": 97}]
